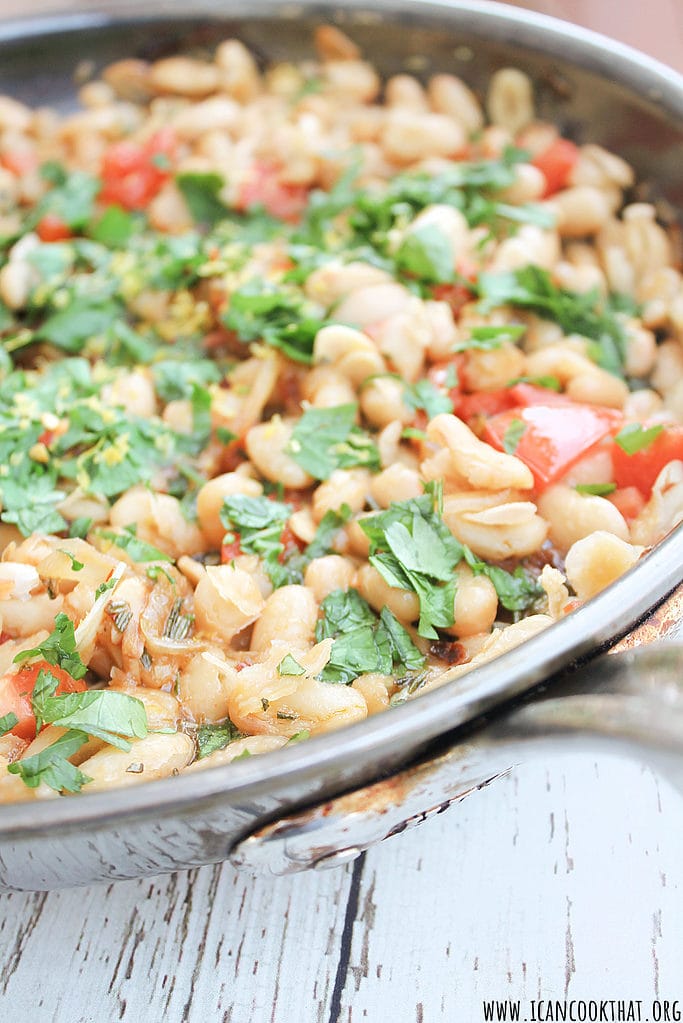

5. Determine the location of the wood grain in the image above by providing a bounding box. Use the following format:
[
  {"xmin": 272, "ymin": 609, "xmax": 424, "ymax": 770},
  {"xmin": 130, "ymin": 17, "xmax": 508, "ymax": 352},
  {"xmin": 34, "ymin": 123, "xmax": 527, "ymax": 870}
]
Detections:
[{"xmin": 0, "ymin": 756, "xmax": 681, "ymax": 1022}]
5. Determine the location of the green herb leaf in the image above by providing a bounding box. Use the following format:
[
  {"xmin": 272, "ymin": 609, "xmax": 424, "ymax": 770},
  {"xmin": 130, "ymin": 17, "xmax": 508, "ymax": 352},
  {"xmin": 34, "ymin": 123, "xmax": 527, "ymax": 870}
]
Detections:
[
  {"xmin": 288, "ymin": 403, "xmax": 380, "ymax": 480},
  {"xmin": 614, "ymin": 423, "xmax": 664, "ymax": 455},
  {"xmin": 395, "ymin": 224, "xmax": 454, "ymax": 284},
  {"xmin": 304, "ymin": 505, "xmax": 351, "ymax": 560},
  {"xmin": 95, "ymin": 525, "xmax": 173, "ymax": 564},
  {"xmin": 287, "ymin": 729, "xmax": 310, "ymax": 744},
  {"xmin": 453, "ymin": 324, "xmax": 525, "ymax": 352},
  {"xmin": 32, "ymin": 676, "xmax": 148, "ymax": 751},
  {"xmin": 0, "ymin": 712, "xmax": 18, "ymax": 737},
  {"xmin": 507, "ymin": 374, "xmax": 562, "ymax": 392},
  {"xmin": 574, "ymin": 482, "xmax": 617, "ymax": 496},
  {"xmin": 36, "ymin": 296, "xmax": 121, "ymax": 354},
  {"xmin": 89, "ymin": 204, "xmax": 136, "ymax": 247},
  {"xmin": 278, "ymin": 654, "xmax": 306, "ymax": 676},
  {"xmin": 176, "ymin": 171, "xmax": 230, "ymax": 227},
  {"xmin": 68, "ymin": 516, "xmax": 93, "ymax": 539},
  {"xmin": 503, "ymin": 418, "xmax": 526, "ymax": 454},
  {"xmin": 222, "ymin": 282, "xmax": 329, "ymax": 364},
  {"xmin": 402, "ymin": 379, "xmax": 454, "ymax": 420},
  {"xmin": 7, "ymin": 729, "xmax": 91, "ymax": 792},
  {"xmin": 14, "ymin": 612, "xmax": 86, "ymax": 679},
  {"xmin": 477, "ymin": 266, "xmax": 628, "ymax": 377},
  {"xmin": 196, "ymin": 718, "xmax": 244, "ymax": 759},
  {"xmin": 58, "ymin": 549, "xmax": 84, "ymax": 571}
]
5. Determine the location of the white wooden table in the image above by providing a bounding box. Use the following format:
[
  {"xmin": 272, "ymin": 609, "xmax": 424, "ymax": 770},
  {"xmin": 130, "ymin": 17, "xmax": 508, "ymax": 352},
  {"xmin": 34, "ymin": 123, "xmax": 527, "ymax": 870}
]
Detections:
[{"xmin": 1, "ymin": 752, "xmax": 682, "ymax": 1022}]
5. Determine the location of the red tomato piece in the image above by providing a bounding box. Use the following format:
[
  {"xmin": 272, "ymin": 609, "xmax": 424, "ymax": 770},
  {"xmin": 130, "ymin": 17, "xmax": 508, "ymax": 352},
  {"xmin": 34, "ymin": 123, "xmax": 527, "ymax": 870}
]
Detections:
[
  {"xmin": 454, "ymin": 389, "xmax": 516, "ymax": 421},
  {"xmin": 36, "ymin": 213, "xmax": 72, "ymax": 242},
  {"xmin": 238, "ymin": 161, "xmax": 309, "ymax": 223},
  {"xmin": 484, "ymin": 403, "xmax": 622, "ymax": 491},
  {"xmin": 431, "ymin": 282, "xmax": 475, "ymax": 317},
  {"xmin": 609, "ymin": 486, "xmax": 646, "ymax": 521},
  {"xmin": 278, "ymin": 524, "xmax": 306, "ymax": 563},
  {"xmin": 221, "ymin": 538, "xmax": 243, "ymax": 563},
  {"xmin": 612, "ymin": 424, "xmax": 683, "ymax": 497},
  {"xmin": 532, "ymin": 138, "xmax": 580, "ymax": 197},
  {"xmin": 0, "ymin": 660, "xmax": 86, "ymax": 741},
  {"xmin": 100, "ymin": 130, "xmax": 176, "ymax": 210}
]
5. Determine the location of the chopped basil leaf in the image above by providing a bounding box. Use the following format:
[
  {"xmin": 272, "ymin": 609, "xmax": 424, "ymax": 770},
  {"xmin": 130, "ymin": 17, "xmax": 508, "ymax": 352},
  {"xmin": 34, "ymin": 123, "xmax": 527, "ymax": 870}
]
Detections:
[
  {"xmin": 304, "ymin": 505, "xmax": 351, "ymax": 560},
  {"xmin": 0, "ymin": 712, "xmax": 18, "ymax": 737},
  {"xmin": 288, "ymin": 729, "xmax": 310, "ymax": 744},
  {"xmin": 31, "ymin": 671, "xmax": 148, "ymax": 751},
  {"xmin": 402, "ymin": 426, "xmax": 427, "ymax": 441},
  {"xmin": 32, "ymin": 169, "xmax": 100, "ymax": 231},
  {"xmin": 94, "ymin": 577, "xmax": 118, "ymax": 600},
  {"xmin": 478, "ymin": 266, "xmax": 628, "ymax": 377},
  {"xmin": 507, "ymin": 374, "xmax": 562, "ymax": 392},
  {"xmin": 95, "ymin": 525, "xmax": 173, "ymax": 564},
  {"xmin": 68, "ymin": 516, "xmax": 93, "ymax": 539},
  {"xmin": 222, "ymin": 281, "xmax": 330, "ymax": 364},
  {"xmin": 614, "ymin": 423, "xmax": 664, "ymax": 455},
  {"xmin": 58, "ymin": 549, "xmax": 84, "ymax": 571},
  {"xmin": 402, "ymin": 379, "xmax": 454, "ymax": 420},
  {"xmin": 316, "ymin": 588, "xmax": 424, "ymax": 683},
  {"xmin": 14, "ymin": 612, "xmax": 86, "ymax": 679},
  {"xmin": 395, "ymin": 224, "xmax": 454, "ymax": 284},
  {"xmin": 503, "ymin": 418, "xmax": 526, "ymax": 454},
  {"xmin": 196, "ymin": 719, "xmax": 244, "ymax": 759},
  {"xmin": 220, "ymin": 494, "xmax": 298, "ymax": 587},
  {"xmin": 453, "ymin": 323, "xmax": 525, "ymax": 352},
  {"xmin": 88, "ymin": 204, "xmax": 136, "ymax": 247},
  {"xmin": 7, "ymin": 729, "xmax": 91, "ymax": 792},
  {"xmin": 288, "ymin": 403, "xmax": 380, "ymax": 479},
  {"xmin": 176, "ymin": 171, "xmax": 230, "ymax": 227},
  {"xmin": 575, "ymin": 482, "xmax": 617, "ymax": 496},
  {"xmin": 36, "ymin": 296, "xmax": 121, "ymax": 354},
  {"xmin": 278, "ymin": 654, "xmax": 306, "ymax": 676}
]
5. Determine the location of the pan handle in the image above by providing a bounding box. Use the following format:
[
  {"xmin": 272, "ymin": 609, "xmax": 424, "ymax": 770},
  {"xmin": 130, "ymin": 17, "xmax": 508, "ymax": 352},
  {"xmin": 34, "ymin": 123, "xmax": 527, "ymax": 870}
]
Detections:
[{"xmin": 230, "ymin": 642, "xmax": 683, "ymax": 874}]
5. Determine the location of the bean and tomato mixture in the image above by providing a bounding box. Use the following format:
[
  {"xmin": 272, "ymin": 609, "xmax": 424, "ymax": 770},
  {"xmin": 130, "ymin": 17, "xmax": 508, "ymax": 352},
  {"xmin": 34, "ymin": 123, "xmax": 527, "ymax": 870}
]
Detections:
[{"xmin": 0, "ymin": 27, "xmax": 681, "ymax": 799}]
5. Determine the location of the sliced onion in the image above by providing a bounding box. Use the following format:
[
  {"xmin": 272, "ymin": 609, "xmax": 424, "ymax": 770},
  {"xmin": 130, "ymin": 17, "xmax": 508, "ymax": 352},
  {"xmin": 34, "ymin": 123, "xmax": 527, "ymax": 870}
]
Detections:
[
  {"xmin": 38, "ymin": 538, "xmax": 117, "ymax": 589},
  {"xmin": 75, "ymin": 562, "xmax": 126, "ymax": 664},
  {"xmin": 0, "ymin": 562, "xmax": 40, "ymax": 601}
]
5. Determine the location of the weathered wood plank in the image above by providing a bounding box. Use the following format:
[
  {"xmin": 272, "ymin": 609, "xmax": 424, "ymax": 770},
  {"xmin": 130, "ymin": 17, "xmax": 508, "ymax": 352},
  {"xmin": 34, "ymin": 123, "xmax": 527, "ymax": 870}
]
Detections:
[{"xmin": 0, "ymin": 756, "xmax": 681, "ymax": 1022}]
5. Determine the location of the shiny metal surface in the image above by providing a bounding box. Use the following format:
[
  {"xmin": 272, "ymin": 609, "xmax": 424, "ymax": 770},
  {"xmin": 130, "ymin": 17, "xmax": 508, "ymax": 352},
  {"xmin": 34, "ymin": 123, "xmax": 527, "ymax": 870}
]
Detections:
[{"xmin": 0, "ymin": 0, "xmax": 682, "ymax": 889}]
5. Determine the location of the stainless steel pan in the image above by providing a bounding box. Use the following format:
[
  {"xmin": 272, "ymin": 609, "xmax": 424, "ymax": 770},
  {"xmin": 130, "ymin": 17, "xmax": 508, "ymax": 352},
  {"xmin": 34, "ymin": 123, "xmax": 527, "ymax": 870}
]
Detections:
[{"xmin": 1, "ymin": 0, "xmax": 683, "ymax": 891}]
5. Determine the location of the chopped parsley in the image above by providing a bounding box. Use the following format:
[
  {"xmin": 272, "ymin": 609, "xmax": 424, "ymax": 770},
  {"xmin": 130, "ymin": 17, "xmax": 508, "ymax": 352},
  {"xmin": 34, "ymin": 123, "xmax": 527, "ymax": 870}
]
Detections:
[
  {"xmin": 503, "ymin": 418, "xmax": 526, "ymax": 454},
  {"xmin": 316, "ymin": 588, "xmax": 425, "ymax": 684},
  {"xmin": 176, "ymin": 171, "xmax": 230, "ymax": 227},
  {"xmin": 360, "ymin": 493, "xmax": 541, "ymax": 636},
  {"xmin": 30, "ymin": 670, "xmax": 148, "ymax": 750},
  {"xmin": 574, "ymin": 482, "xmax": 617, "ymax": 496},
  {"xmin": 196, "ymin": 718, "xmax": 244, "ymax": 760},
  {"xmin": 402, "ymin": 379, "xmax": 454, "ymax": 420},
  {"xmin": 614, "ymin": 423, "xmax": 664, "ymax": 455},
  {"xmin": 222, "ymin": 282, "xmax": 330, "ymax": 364},
  {"xmin": 477, "ymin": 265, "xmax": 629, "ymax": 377},
  {"xmin": 8, "ymin": 729, "xmax": 92, "ymax": 792},
  {"xmin": 287, "ymin": 403, "xmax": 380, "ymax": 479},
  {"xmin": 453, "ymin": 324, "xmax": 525, "ymax": 352},
  {"xmin": 14, "ymin": 612, "xmax": 87, "ymax": 680},
  {"xmin": 94, "ymin": 525, "xmax": 172, "ymax": 564},
  {"xmin": 395, "ymin": 224, "xmax": 455, "ymax": 284},
  {"xmin": 278, "ymin": 653, "xmax": 306, "ymax": 676},
  {"xmin": 0, "ymin": 712, "xmax": 18, "ymax": 737}
]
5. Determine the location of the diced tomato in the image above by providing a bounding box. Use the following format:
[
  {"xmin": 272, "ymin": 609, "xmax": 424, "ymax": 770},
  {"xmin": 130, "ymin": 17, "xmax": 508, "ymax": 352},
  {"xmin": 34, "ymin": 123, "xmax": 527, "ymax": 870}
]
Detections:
[
  {"xmin": 237, "ymin": 161, "xmax": 309, "ymax": 223},
  {"xmin": 454, "ymin": 389, "xmax": 516, "ymax": 421},
  {"xmin": 278, "ymin": 524, "xmax": 306, "ymax": 563},
  {"xmin": 612, "ymin": 424, "xmax": 683, "ymax": 497},
  {"xmin": 484, "ymin": 403, "xmax": 622, "ymax": 491},
  {"xmin": 431, "ymin": 282, "xmax": 474, "ymax": 317},
  {"xmin": 507, "ymin": 382, "xmax": 572, "ymax": 408},
  {"xmin": 0, "ymin": 660, "xmax": 86, "ymax": 741},
  {"xmin": 609, "ymin": 486, "xmax": 646, "ymax": 521},
  {"xmin": 532, "ymin": 138, "xmax": 580, "ymax": 197},
  {"xmin": 100, "ymin": 129, "xmax": 176, "ymax": 210},
  {"xmin": 427, "ymin": 355, "xmax": 465, "ymax": 396},
  {"xmin": 221, "ymin": 538, "xmax": 243, "ymax": 563},
  {"xmin": 36, "ymin": 213, "xmax": 73, "ymax": 242}
]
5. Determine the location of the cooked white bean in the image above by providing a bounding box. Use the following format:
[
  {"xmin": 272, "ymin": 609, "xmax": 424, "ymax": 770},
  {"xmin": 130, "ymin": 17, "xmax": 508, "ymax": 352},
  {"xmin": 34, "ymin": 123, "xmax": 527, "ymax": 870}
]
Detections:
[
  {"xmin": 425, "ymin": 414, "xmax": 534, "ymax": 491},
  {"xmin": 446, "ymin": 564, "xmax": 498, "ymax": 638},
  {"xmin": 177, "ymin": 652, "xmax": 230, "ymax": 723},
  {"xmin": 304, "ymin": 556, "xmax": 356, "ymax": 603},
  {"xmin": 356, "ymin": 563, "xmax": 420, "ymax": 624},
  {"xmin": 537, "ymin": 485, "xmax": 629, "ymax": 553},
  {"xmin": 564, "ymin": 532, "xmax": 643, "ymax": 601},
  {"xmin": 251, "ymin": 585, "xmax": 318, "ymax": 652},
  {"xmin": 428, "ymin": 73, "xmax": 483, "ymax": 133},
  {"xmin": 77, "ymin": 732, "xmax": 195, "ymax": 790},
  {"xmin": 312, "ymin": 469, "xmax": 369, "ymax": 521},
  {"xmin": 442, "ymin": 491, "xmax": 548, "ymax": 561},
  {"xmin": 487, "ymin": 68, "xmax": 534, "ymax": 134},
  {"xmin": 245, "ymin": 416, "xmax": 314, "ymax": 489}
]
